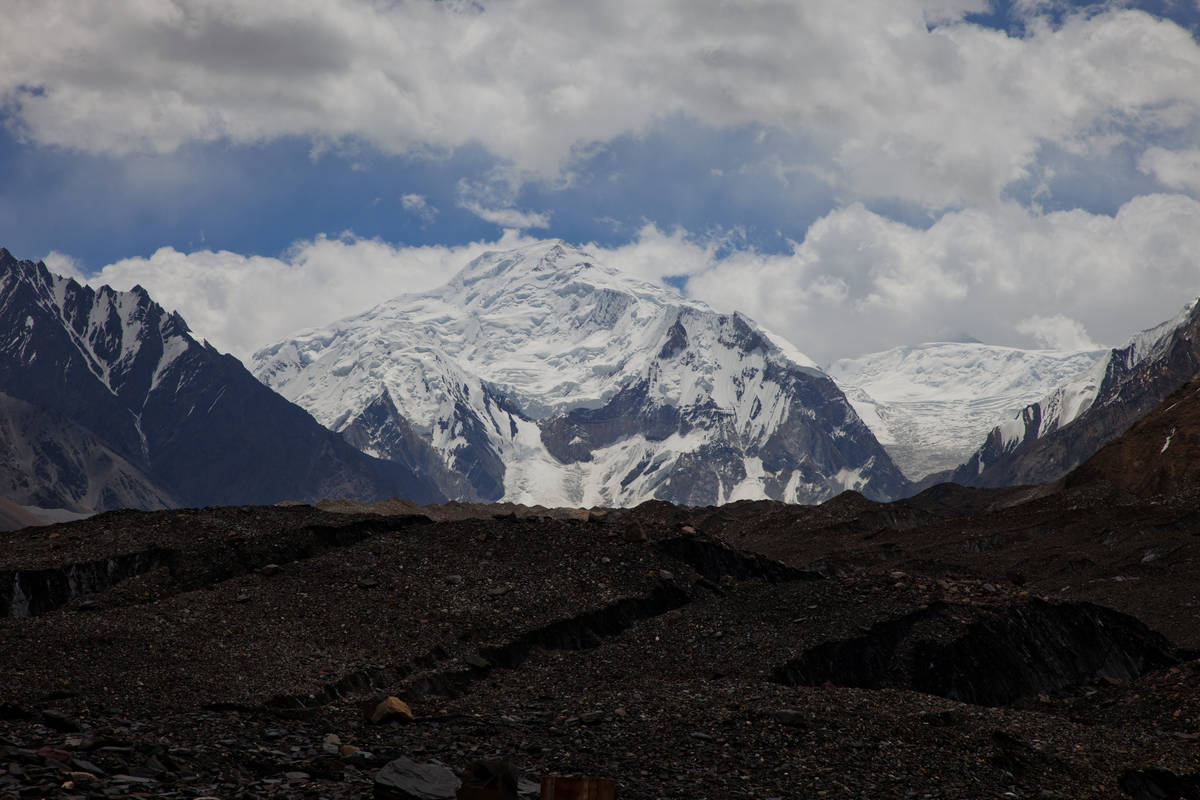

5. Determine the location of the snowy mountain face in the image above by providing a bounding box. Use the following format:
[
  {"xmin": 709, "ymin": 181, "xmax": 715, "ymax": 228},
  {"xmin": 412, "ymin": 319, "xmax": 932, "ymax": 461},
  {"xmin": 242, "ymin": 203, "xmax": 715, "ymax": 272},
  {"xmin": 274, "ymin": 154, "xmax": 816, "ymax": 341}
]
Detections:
[
  {"xmin": 254, "ymin": 241, "xmax": 909, "ymax": 507},
  {"xmin": 939, "ymin": 299, "xmax": 1200, "ymax": 490},
  {"xmin": 0, "ymin": 247, "xmax": 441, "ymax": 511},
  {"xmin": 828, "ymin": 343, "xmax": 1105, "ymax": 480}
]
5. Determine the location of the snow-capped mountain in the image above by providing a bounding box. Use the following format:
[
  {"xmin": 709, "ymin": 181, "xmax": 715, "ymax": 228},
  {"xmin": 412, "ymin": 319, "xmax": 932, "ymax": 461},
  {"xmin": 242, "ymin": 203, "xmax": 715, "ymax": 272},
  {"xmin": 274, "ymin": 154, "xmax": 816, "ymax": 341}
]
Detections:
[
  {"xmin": 254, "ymin": 241, "xmax": 909, "ymax": 507},
  {"xmin": 828, "ymin": 343, "xmax": 1105, "ymax": 479},
  {"xmin": 939, "ymin": 298, "xmax": 1200, "ymax": 489},
  {"xmin": 0, "ymin": 247, "xmax": 442, "ymax": 513}
]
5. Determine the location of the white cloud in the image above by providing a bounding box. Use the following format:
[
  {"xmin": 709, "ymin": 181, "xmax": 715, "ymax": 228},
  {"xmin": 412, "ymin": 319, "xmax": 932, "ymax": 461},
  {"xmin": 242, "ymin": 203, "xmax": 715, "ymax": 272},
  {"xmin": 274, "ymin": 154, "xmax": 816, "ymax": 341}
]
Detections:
[
  {"xmin": 459, "ymin": 202, "xmax": 551, "ymax": 229},
  {"xmin": 74, "ymin": 230, "xmax": 537, "ymax": 360},
  {"xmin": 2, "ymin": 1, "xmax": 1199, "ymax": 208},
  {"xmin": 66, "ymin": 193, "xmax": 1200, "ymax": 367},
  {"xmin": 42, "ymin": 251, "xmax": 86, "ymax": 281},
  {"xmin": 1015, "ymin": 314, "xmax": 1098, "ymax": 350},
  {"xmin": 678, "ymin": 194, "xmax": 1200, "ymax": 362},
  {"xmin": 1139, "ymin": 147, "xmax": 1200, "ymax": 194},
  {"xmin": 401, "ymin": 193, "xmax": 438, "ymax": 224}
]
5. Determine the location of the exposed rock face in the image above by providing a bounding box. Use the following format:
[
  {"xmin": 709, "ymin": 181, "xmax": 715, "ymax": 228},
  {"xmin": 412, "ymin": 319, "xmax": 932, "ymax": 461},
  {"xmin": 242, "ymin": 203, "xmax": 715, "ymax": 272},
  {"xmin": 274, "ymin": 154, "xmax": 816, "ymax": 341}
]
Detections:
[
  {"xmin": 0, "ymin": 548, "xmax": 170, "ymax": 617},
  {"xmin": 255, "ymin": 241, "xmax": 909, "ymax": 507},
  {"xmin": 339, "ymin": 389, "xmax": 480, "ymax": 503},
  {"xmin": 0, "ymin": 247, "xmax": 443, "ymax": 514},
  {"xmin": 929, "ymin": 300, "xmax": 1200, "ymax": 491},
  {"xmin": 373, "ymin": 757, "xmax": 460, "ymax": 800},
  {"xmin": 773, "ymin": 599, "xmax": 1180, "ymax": 707}
]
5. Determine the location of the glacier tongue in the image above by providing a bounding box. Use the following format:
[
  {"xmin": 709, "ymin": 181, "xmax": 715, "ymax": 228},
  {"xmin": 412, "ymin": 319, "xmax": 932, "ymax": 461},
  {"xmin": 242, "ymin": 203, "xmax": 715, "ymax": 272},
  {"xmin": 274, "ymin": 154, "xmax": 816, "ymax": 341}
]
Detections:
[{"xmin": 253, "ymin": 240, "xmax": 909, "ymax": 506}]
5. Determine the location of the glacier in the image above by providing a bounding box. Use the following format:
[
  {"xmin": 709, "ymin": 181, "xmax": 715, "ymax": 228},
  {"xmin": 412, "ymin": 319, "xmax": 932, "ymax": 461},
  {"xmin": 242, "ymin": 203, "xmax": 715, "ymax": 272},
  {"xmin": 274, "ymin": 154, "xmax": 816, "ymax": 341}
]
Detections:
[{"xmin": 829, "ymin": 342, "xmax": 1105, "ymax": 479}]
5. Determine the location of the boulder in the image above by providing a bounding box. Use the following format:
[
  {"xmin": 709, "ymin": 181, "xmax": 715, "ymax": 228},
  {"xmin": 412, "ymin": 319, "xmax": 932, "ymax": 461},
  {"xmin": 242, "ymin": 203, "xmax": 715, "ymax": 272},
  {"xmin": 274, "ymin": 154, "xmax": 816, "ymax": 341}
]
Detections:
[{"xmin": 367, "ymin": 696, "xmax": 414, "ymax": 724}]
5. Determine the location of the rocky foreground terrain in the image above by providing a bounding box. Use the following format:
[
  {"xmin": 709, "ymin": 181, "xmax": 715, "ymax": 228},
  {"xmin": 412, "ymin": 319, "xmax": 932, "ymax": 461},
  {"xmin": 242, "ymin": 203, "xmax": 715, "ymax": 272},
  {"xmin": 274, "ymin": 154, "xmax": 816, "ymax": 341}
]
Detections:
[{"xmin": 2, "ymin": 475, "xmax": 1200, "ymax": 800}]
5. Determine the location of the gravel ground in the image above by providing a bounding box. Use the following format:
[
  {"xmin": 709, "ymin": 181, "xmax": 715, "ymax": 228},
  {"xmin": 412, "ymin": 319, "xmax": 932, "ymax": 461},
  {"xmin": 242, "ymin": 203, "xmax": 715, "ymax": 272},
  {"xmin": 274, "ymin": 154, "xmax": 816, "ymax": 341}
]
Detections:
[{"xmin": 2, "ymin": 488, "xmax": 1199, "ymax": 799}]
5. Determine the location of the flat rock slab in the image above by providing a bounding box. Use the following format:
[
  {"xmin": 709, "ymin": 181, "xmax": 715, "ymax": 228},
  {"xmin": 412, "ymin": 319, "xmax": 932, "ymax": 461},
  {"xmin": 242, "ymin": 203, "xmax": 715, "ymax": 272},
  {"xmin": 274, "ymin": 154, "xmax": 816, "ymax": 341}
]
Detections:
[{"xmin": 374, "ymin": 756, "xmax": 461, "ymax": 800}]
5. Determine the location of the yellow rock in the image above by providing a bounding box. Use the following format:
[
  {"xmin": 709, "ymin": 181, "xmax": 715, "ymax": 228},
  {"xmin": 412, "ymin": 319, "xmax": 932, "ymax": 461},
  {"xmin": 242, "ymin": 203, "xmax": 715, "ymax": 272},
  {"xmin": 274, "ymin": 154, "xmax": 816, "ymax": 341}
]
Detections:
[{"xmin": 369, "ymin": 696, "xmax": 414, "ymax": 724}]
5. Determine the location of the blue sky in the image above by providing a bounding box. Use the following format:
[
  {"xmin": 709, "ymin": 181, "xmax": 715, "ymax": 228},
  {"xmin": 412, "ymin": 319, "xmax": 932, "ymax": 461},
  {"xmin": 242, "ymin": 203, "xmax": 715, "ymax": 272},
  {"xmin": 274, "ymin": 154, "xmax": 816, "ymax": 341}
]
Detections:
[
  {"xmin": 2, "ymin": 0, "xmax": 1200, "ymax": 363},
  {"xmin": 0, "ymin": 119, "xmax": 838, "ymax": 268}
]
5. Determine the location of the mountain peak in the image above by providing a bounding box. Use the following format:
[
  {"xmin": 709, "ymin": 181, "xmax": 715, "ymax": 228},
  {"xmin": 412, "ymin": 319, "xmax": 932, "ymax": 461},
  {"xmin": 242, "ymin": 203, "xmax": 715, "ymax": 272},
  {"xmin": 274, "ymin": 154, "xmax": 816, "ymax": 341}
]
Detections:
[
  {"xmin": 255, "ymin": 239, "xmax": 907, "ymax": 508},
  {"xmin": 440, "ymin": 240, "xmax": 688, "ymax": 313},
  {"xmin": 449, "ymin": 239, "xmax": 582, "ymax": 284}
]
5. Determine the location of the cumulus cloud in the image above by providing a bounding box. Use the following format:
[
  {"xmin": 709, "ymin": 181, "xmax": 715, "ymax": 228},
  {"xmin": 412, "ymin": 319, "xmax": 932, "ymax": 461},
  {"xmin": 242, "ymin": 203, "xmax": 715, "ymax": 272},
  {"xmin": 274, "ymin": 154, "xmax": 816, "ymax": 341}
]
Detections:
[
  {"xmin": 2, "ymin": 1, "xmax": 1199, "ymax": 208},
  {"xmin": 63, "ymin": 193, "xmax": 1200, "ymax": 365},
  {"xmin": 683, "ymin": 194, "xmax": 1200, "ymax": 362},
  {"xmin": 1015, "ymin": 314, "xmax": 1098, "ymax": 350},
  {"xmin": 41, "ymin": 251, "xmax": 86, "ymax": 281},
  {"xmin": 1139, "ymin": 147, "xmax": 1200, "ymax": 194}
]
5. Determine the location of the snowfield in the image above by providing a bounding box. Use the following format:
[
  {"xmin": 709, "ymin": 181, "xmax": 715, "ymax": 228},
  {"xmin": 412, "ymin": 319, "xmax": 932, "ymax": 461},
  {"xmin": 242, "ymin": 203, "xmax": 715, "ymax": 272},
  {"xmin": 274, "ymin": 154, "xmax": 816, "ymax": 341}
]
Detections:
[{"xmin": 829, "ymin": 342, "xmax": 1105, "ymax": 479}]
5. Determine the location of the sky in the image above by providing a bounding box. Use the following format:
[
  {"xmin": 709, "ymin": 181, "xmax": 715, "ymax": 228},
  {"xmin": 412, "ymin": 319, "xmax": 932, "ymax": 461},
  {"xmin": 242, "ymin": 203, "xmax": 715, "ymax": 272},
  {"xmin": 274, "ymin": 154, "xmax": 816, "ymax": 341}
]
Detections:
[{"xmin": 3, "ymin": 0, "xmax": 1200, "ymax": 365}]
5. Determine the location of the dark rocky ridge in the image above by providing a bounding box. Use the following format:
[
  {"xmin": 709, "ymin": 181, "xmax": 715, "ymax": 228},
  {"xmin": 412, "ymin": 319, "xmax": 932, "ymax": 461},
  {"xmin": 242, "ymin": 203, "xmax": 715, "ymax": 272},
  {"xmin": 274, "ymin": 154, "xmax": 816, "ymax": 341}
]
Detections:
[
  {"xmin": 0, "ymin": 392, "xmax": 171, "ymax": 513},
  {"xmin": 774, "ymin": 599, "xmax": 1181, "ymax": 707},
  {"xmin": 0, "ymin": 247, "xmax": 444, "ymax": 516}
]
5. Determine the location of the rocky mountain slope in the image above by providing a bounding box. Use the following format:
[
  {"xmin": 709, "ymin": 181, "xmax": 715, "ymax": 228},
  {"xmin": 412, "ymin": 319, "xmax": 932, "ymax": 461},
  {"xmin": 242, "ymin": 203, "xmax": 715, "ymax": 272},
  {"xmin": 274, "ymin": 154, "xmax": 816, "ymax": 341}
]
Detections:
[
  {"xmin": 929, "ymin": 299, "xmax": 1200, "ymax": 490},
  {"xmin": 829, "ymin": 342, "xmax": 1103, "ymax": 479},
  {"xmin": 0, "ymin": 497, "xmax": 52, "ymax": 531},
  {"xmin": 1069, "ymin": 371, "xmax": 1200, "ymax": 497},
  {"xmin": 0, "ymin": 247, "xmax": 442, "ymax": 517},
  {"xmin": 254, "ymin": 241, "xmax": 909, "ymax": 507},
  {"xmin": 0, "ymin": 390, "xmax": 171, "ymax": 514}
]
